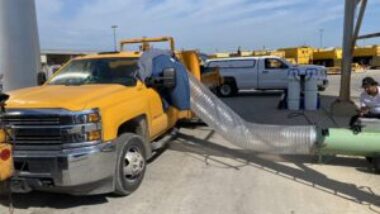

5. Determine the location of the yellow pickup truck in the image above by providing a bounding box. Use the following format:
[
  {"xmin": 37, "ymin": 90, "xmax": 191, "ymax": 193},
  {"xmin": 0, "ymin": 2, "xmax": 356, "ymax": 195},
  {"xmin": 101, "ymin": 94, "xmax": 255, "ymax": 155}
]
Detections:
[{"xmin": 3, "ymin": 37, "xmax": 202, "ymax": 196}]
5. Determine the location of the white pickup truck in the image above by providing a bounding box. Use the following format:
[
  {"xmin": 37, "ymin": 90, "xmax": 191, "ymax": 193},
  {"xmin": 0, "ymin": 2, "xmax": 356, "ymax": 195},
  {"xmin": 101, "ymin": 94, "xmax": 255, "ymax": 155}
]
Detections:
[{"xmin": 206, "ymin": 56, "xmax": 329, "ymax": 96}]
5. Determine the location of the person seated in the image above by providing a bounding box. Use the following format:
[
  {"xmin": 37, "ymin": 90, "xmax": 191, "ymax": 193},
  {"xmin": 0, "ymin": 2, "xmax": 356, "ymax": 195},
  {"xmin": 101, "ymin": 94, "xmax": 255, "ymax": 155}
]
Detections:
[{"xmin": 350, "ymin": 77, "xmax": 380, "ymax": 127}]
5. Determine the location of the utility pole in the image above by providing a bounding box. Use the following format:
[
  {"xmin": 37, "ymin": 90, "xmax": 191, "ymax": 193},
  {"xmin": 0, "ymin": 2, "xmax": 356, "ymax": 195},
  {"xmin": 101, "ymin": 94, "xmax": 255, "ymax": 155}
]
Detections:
[
  {"xmin": 319, "ymin": 28, "xmax": 324, "ymax": 48},
  {"xmin": 111, "ymin": 25, "xmax": 118, "ymax": 52},
  {"xmin": 339, "ymin": 0, "xmax": 355, "ymax": 103},
  {"xmin": 331, "ymin": 0, "xmax": 369, "ymax": 116}
]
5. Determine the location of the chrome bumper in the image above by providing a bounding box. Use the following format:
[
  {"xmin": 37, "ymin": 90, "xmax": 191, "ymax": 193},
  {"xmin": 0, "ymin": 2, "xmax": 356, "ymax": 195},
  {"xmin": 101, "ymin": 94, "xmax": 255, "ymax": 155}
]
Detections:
[{"xmin": 11, "ymin": 141, "xmax": 117, "ymax": 195}]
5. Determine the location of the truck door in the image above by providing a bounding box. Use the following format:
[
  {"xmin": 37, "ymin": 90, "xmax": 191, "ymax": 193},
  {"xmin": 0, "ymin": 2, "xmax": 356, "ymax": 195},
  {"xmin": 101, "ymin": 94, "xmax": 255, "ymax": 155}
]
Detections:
[
  {"xmin": 146, "ymin": 88, "xmax": 169, "ymax": 138},
  {"xmin": 258, "ymin": 58, "xmax": 289, "ymax": 89},
  {"xmin": 232, "ymin": 59, "xmax": 257, "ymax": 90},
  {"xmin": 209, "ymin": 60, "xmax": 257, "ymax": 90}
]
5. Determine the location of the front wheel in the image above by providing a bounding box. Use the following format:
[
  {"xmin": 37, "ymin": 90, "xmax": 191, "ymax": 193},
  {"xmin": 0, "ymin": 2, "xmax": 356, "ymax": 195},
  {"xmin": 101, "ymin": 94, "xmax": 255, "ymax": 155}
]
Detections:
[
  {"xmin": 373, "ymin": 157, "xmax": 380, "ymax": 174},
  {"xmin": 114, "ymin": 133, "xmax": 147, "ymax": 196}
]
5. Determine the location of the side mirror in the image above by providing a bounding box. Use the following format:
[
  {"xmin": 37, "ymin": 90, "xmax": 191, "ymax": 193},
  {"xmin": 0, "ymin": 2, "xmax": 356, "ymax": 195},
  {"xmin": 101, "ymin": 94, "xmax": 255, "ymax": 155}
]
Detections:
[
  {"xmin": 0, "ymin": 93, "xmax": 9, "ymax": 104},
  {"xmin": 162, "ymin": 68, "xmax": 176, "ymax": 89},
  {"xmin": 37, "ymin": 72, "xmax": 47, "ymax": 86},
  {"xmin": 0, "ymin": 93, "xmax": 9, "ymax": 112},
  {"xmin": 145, "ymin": 68, "xmax": 177, "ymax": 89}
]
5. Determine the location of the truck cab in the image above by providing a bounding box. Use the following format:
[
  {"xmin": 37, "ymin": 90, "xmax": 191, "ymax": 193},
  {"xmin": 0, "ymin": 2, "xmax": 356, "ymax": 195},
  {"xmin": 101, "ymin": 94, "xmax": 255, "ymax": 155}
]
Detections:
[
  {"xmin": 206, "ymin": 56, "xmax": 329, "ymax": 96},
  {"xmin": 3, "ymin": 37, "xmax": 196, "ymax": 196}
]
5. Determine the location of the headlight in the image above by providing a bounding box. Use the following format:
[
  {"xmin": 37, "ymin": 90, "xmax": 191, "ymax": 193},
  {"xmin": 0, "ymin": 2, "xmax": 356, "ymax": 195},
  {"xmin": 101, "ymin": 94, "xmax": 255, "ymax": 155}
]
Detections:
[
  {"xmin": 72, "ymin": 109, "xmax": 101, "ymax": 124},
  {"xmin": 64, "ymin": 109, "xmax": 102, "ymax": 143},
  {"xmin": 88, "ymin": 112, "xmax": 100, "ymax": 123}
]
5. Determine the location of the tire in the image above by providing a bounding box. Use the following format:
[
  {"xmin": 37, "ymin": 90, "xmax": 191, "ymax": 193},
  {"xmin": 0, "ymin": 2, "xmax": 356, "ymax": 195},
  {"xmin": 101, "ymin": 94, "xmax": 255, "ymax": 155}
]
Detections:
[
  {"xmin": 365, "ymin": 156, "xmax": 373, "ymax": 163},
  {"xmin": 373, "ymin": 157, "xmax": 380, "ymax": 174},
  {"xmin": 218, "ymin": 81, "xmax": 237, "ymax": 97},
  {"xmin": 135, "ymin": 118, "xmax": 152, "ymax": 160},
  {"xmin": 318, "ymin": 86, "xmax": 326, "ymax": 91},
  {"xmin": 0, "ymin": 180, "xmax": 10, "ymax": 200},
  {"xmin": 114, "ymin": 133, "xmax": 147, "ymax": 196}
]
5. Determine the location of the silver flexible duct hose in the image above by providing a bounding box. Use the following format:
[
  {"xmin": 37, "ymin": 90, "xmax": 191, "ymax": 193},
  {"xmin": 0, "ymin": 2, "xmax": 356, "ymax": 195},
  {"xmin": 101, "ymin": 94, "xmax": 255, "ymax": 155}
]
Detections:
[
  {"xmin": 189, "ymin": 74, "xmax": 318, "ymax": 154},
  {"xmin": 138, "ymin": 50, "xmax": 318, "ymax": 154}
]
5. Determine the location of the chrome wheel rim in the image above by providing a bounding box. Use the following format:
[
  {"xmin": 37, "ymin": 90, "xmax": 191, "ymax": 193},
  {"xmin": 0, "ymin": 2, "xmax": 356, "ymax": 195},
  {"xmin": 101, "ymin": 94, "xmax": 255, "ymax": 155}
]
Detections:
[{"xmin": 123, "ymin": 146, "xmax": 145, "ymax": 180}]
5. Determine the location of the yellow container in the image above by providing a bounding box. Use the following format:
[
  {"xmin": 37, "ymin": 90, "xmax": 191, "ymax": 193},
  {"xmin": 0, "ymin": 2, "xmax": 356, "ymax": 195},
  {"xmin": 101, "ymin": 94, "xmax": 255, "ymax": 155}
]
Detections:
[
  {"xmin": 353, "ymin": 45, "xmax": 380, "ymax": 57},
  {"xmin": 278, "ymin": 46, "xmax": 314, "ymax": 65}
]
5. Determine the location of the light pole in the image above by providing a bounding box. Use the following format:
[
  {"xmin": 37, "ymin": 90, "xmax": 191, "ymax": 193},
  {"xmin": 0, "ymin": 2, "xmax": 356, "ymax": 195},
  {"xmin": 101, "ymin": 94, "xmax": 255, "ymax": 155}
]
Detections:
[
  {"xmin": 111, "ymin": 25, "xmax": 118, "ymax": 51},
  {"xmin": 319, "ymin": 28, "xmax": 324, "ymax": 48}
]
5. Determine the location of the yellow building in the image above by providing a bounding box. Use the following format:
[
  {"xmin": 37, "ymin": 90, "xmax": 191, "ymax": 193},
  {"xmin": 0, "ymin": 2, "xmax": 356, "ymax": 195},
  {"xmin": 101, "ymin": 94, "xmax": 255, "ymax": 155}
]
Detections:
[
  {"xmin": 371, "ymin": 56, "xmax": 380, "ymax": 68},
  {"xmin": 209, "ymin": 52, "xmax": 231, "ymax": 58},
  {"xmin": 252, "ymin": 50, "xmax": 286, "ymax": 58},
  {"xmin": 354, "ymin": 45, "xmax": 380, "ymax": 57},
  {"xmin": 353, "ymin": 45, "xmax": 380, "ymax": 66},
  {"xmin": 278, "ymin": 46, "xmax": 314, "ymax": 65},
  {"xmin": 313, "ymin": 48, "xmax": 342, "ymax": 67}
]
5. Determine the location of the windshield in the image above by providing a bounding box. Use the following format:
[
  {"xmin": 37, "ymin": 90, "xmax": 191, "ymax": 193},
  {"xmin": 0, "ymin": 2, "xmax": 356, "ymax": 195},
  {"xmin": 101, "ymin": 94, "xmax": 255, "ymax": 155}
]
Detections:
[{"xmin": 48, "ymin": 58, "xmax": 138, "ymax": 86}]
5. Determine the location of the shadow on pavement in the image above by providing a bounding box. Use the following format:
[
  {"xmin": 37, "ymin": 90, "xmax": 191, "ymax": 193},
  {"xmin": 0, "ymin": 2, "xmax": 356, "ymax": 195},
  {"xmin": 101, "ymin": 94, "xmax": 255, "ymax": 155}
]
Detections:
[
  {"xmin": 171, "ymin": 132, "xmax": 380, "ymax": 208},
  {"xmin": 234, "ymin": 90, "xmax": 284, "ymax": 97},
  {"xmin": 0, "ymin": 191, "xmax": 109, "ymax": 210},
  {"xmin": 0, "ymin": 148, "xmax": 172, "ymax": 210}
]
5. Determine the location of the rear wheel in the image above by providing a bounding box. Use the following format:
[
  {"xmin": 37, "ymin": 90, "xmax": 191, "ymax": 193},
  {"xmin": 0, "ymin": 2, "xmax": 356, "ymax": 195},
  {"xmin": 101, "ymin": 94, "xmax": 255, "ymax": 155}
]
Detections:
[
  {"xmin": 114, "ymin": 133, "xmax": 146, "ymax": 196},
  {"xmin": 218, "ymin": 81, "xmax": 237, "ymax": 97}
]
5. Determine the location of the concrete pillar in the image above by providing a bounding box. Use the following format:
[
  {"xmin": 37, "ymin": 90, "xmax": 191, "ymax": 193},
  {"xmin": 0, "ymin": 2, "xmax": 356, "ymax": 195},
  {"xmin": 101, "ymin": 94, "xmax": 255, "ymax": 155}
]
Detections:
[{"xmin": 0, "ymin": 0, "xmax": 40, "ymax": 92}]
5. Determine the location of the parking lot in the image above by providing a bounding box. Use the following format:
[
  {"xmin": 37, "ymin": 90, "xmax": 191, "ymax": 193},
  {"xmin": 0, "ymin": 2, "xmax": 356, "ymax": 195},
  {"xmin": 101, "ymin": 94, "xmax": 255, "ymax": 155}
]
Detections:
[{"xmin": 1, "ymin": 71, "xmax": 380, "ymax": 214}]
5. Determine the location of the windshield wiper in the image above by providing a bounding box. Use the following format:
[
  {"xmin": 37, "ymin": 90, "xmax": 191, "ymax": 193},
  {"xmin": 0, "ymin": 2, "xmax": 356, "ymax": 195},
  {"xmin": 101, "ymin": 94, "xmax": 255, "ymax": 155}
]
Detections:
[{"xmin": 64, "ymin": 81, "xmax": 85, "ymax": 86}]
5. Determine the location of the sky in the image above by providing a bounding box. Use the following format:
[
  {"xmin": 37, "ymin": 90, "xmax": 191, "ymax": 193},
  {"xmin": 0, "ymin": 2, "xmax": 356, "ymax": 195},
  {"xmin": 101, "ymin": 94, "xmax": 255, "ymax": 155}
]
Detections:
[{"xmin": 35, "ymin": 0, "xmax": 380, "ymax": 53}]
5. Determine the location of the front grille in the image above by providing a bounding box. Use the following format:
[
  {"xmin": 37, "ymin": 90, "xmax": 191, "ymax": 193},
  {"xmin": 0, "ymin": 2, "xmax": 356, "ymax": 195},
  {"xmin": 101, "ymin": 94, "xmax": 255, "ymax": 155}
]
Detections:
[
  {"xmin": 3, "ymin": 117, "xmax": 60, "ymax": 125},
  {"xmin": 1, "ymin": 109, "xmax": 86, "ymax": 150},
  {"xmin": 2, "ymin": 113, "xmax": 74, "ymax": 126},
  {"xmin": 14, "ymin": 128, "xmax": 63, "ymax": 143}
]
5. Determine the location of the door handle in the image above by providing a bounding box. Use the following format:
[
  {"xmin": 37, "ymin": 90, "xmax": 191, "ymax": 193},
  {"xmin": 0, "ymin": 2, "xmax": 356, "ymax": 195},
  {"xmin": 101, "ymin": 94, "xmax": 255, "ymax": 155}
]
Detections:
[{"xmin": 263, "ymin": 70, "xmax": 269, "ymax": 74}]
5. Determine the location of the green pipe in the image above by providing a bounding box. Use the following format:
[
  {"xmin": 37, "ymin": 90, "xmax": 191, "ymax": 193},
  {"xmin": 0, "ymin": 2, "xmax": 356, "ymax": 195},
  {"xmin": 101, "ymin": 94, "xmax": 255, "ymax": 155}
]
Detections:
[{"xmin": 318, "ymin": 128, "xmax": 380, "ymax": 157}]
